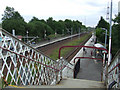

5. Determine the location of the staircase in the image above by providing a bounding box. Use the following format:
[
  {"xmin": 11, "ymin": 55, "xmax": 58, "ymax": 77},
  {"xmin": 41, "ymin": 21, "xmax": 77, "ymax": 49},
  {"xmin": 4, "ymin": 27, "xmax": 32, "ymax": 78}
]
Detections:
[{"xmin": 0, "ymin": 28, "xmax": 73, "ymax": 87}]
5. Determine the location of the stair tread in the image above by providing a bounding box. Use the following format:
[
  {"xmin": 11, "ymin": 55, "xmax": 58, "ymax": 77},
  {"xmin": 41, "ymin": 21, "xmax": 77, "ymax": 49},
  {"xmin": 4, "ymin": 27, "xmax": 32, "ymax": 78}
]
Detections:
[{"xmin": 56, "ymin": 78, "xmax": 105, "ymax": 88}]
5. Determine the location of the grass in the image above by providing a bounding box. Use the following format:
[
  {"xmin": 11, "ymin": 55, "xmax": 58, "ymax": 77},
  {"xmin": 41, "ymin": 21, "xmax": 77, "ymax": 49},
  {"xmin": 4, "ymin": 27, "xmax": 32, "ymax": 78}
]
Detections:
[
  {"xmin": 47, "ymin": 34, "xmax": 62, "ymax": 39},
  {"xmin": 49, "ymin": 33, "xmax": 92, "ymax": 60},
  {"xmin": 0, "ymin": 78, "xmax": 2, "ymax": 88}
]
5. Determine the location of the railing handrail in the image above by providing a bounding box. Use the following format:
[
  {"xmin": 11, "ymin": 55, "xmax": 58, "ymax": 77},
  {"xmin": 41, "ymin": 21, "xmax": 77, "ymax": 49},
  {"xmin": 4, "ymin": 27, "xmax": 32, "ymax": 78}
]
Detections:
[
  {"xmin": 107, "ymin": 63, "xmax": 120, "ymax": 75},
  {"xmin": 108, "ymin": 49, "xmax": 120, "ymax": 67},
  {"xmin": 59, "ymin": 45, "xmax": 108, "ymax": 59}
]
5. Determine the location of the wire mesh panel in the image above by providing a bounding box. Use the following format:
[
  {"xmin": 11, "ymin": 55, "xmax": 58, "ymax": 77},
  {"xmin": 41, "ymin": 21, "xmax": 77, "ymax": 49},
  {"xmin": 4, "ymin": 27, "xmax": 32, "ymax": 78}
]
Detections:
[{"xmin": 0, "ymin": 28, "xmax": 70, "ymax": 87}]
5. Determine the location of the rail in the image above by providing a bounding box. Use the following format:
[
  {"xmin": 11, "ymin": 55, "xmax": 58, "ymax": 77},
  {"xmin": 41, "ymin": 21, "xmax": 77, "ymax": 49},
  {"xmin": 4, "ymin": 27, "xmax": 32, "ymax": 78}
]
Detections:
[
  {"xmin": 0, "ymin": 28, "xmax": 73, "ymax": 87},
  {"xmin": 108, "ymin": 63, "xmax": 120, "ymax": 74},
  {"xmin": 59, "ymin": 45, "xmax": 108, "ymax": 59},
  {"xmin": 107, "ymin": 57, "xmax": 120, "ymax": 88}
]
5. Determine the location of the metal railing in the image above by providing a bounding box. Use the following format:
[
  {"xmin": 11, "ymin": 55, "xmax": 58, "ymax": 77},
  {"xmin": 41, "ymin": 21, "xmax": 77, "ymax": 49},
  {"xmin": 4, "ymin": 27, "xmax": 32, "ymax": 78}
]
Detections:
[
  {"xmin": 103, "ymin": 50, "xmax": 120, "ymax": 89},
  {"xmin": 107, "ymin": 55, "xmax": 120, "ymax": 88},
  {"xmin": 0, "ymin": 28, "xmax": 73, "ymax": 87}
]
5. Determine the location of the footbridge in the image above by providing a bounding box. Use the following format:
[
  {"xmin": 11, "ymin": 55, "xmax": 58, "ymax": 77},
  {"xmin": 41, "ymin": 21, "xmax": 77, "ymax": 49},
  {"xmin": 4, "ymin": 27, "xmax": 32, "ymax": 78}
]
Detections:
[{"xmin": 0, "ymin": 28, "xmax": 119, "ymax": 89}]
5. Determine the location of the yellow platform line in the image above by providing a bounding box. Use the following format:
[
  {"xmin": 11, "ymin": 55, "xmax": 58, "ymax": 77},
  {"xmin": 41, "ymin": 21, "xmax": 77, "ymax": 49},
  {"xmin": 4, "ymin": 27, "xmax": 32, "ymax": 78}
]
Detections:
[{"xmin": 8, "ymin": 85, "xmax": 25, "ymax": 88}]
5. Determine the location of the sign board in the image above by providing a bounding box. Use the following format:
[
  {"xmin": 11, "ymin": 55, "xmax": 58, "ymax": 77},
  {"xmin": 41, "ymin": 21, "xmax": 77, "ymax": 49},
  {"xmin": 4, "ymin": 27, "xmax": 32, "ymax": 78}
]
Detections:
[{"xmin": 17, "ymin": 36, "xmax": 22, "ymax": 40}]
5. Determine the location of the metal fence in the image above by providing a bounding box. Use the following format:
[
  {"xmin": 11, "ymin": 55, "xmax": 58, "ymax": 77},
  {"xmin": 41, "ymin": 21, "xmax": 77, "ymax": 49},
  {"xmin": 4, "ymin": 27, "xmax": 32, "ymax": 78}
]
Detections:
[
  {"xmin": 103, "ymin": 50, "xmax": 120, "ymax": 89},
  {"xmin": 0, "ymin": 28, "xmax": 73, "ymax": 88}
]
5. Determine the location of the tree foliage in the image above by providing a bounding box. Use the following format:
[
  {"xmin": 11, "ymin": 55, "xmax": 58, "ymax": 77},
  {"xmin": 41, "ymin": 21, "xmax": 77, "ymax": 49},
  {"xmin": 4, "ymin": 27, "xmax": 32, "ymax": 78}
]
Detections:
[
  {"xmin": 95, "ymin": 17, "xmax": 109, "ymax": 44},
  {"xmin": 96, "ymin": 16, "xmax": 109, "ymax": 30},
  {"xmin": 2, "ymin": 6, "xmax": 26, "ymax": 35},
  {"xmin": 2, "ymin": 19, "xmax": 27, "ymax": 35},
  {"xmin": 111, "ymin": 13, "xmax": 120, "ymax": 56},
  {"xmin": 2, "ymin": 6, "xmax": 24, "ymax": 20},
  {"xmin": 95, "ymin": 28, "xmax": 105, "ymax": 43},
  {"xmin": 1, "ymin": 6, "xmax": 88, "ymax": 42},
  {"xmin": 96, "ymin": 15, "xmax": 120, "ymax": 57},
  {"xmin": 28, "ymin": 17, "xmax": 54, "ymax": 38}
]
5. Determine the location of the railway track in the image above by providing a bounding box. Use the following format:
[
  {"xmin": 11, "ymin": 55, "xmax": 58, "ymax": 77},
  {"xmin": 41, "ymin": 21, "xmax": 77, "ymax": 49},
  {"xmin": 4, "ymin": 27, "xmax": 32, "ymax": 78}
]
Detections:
[
  {"xmin": 65, "ymin": 35, "xmax": 91, "ymax": 62},
  {"xmin": 37, "ymin": 33, "xmax": 91, "ymax": 62}
]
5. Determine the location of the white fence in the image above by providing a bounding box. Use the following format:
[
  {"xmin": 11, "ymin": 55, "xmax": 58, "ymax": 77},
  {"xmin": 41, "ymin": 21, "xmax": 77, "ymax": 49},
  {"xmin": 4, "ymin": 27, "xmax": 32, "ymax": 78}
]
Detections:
[
  {"xmin": 0, "ymin": 28, "xmax": 73, "ymax": 88},
  {"xmin": 104, "ymin": 50, "xmax": 120, "ymax": 89}
]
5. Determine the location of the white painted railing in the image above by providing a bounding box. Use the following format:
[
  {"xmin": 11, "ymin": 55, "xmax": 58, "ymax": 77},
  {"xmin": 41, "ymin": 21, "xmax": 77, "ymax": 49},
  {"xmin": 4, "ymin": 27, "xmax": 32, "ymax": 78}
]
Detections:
[
  {"xmin": 104, "ymin": 50, "xmax": 120, "ymax": 89},
  {"xmin": 0, "ymin": 28, "xmax": 73, "ymax": 88}
]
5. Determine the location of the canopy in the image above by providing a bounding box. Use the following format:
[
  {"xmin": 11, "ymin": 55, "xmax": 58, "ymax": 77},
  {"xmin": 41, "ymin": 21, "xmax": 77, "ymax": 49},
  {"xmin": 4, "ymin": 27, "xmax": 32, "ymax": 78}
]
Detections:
[{"xmin": 94, "ymin": 43, "xmax": 105, "ymax": 48}]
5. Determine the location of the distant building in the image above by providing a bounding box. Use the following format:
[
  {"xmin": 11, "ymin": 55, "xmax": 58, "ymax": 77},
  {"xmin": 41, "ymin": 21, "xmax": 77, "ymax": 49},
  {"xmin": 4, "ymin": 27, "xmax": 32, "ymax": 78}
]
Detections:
[{"xmin": 118, "ymin": 1, "xmax": 120, "ymax": 13}]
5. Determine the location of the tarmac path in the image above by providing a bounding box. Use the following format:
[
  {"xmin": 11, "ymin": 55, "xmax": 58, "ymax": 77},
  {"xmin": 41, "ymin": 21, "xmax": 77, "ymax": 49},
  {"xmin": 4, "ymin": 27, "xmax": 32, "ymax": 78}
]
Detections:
[{"xmin": 76, "ymin": 35, "xmax": 103, "ymax": 81}]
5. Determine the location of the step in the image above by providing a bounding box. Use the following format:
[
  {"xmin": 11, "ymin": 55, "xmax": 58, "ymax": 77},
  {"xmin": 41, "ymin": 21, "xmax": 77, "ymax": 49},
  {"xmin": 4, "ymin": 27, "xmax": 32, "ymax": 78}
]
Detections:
[
  {"xmin": 7, "ymin": 78, "xmax": 106, "ymax": 88},
  {"xmin": 56, "ymin": 78, "xmax": 105, "ymax": 88}
]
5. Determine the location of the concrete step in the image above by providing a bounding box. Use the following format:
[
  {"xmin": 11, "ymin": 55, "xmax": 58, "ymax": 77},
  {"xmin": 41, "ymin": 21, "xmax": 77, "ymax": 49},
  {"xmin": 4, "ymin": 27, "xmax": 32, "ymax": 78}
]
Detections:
[
  {"xmin": 56, "ymin": 78, "xmax": 105, "ymax": 88},
  {"xmin": 8, "ymin": 78, "xmax": 106, "ymax": 88}
]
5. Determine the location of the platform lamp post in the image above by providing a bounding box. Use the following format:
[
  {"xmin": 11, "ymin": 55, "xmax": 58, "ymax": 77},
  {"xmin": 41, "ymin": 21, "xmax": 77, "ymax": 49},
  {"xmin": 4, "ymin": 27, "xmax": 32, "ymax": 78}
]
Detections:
[
  {"xmin": 101, "ymin": 28, "xmax": 107, "ymax": 48},
  {"xmin": 44, "ymin": 30, "xmax": 46, "ymax": 39},
  {"xmin": 101, "ymin": 28, "xmax": 107, "ymax": 67},
  {"xmin": 62, "ymin": 29, "xmax": 64, "ymax": 36},
  {"xmin": 78, "ymin": 27, "xmax": 80, "ymax": 39},
  {"xmin": 71, "ymin": 27, "xmax": 73, "ymax": 40},
  {"xmin": 26, "ymin": 30, "xmax": 29, "ymax": 43}
]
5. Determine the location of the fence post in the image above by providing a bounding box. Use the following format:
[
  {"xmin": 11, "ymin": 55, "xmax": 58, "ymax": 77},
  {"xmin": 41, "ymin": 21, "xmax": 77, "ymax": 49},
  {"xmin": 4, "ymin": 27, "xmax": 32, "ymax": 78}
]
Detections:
[
  {"xmin": 104, "ymin": 61, "xmax": 108, "ymax": 86},
  {"xmin": 0, "ymin": 57, "xmax": 2, "ymax": 88}
]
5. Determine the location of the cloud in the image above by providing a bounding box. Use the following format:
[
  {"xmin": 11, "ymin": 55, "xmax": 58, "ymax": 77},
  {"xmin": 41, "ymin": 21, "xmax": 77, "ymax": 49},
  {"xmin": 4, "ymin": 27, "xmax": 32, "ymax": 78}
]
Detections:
[{"xmin": 0, "ymin": 0, "xmax": 120, "ymax": 26}]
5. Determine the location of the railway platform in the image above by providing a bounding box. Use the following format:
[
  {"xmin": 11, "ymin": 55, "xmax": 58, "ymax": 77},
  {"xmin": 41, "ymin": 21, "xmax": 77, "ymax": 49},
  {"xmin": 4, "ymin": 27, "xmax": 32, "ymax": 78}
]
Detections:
[{"xmin": 32, "ymin": 34, "xmax": 79, "ymax": 48}]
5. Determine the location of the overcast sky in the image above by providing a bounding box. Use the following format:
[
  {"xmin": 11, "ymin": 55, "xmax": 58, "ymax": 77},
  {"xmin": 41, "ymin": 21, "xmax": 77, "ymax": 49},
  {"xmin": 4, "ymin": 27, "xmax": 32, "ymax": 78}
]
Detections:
[{"xmin": 0, "ymin": 0, "xmax": 120, "ymax": 27}]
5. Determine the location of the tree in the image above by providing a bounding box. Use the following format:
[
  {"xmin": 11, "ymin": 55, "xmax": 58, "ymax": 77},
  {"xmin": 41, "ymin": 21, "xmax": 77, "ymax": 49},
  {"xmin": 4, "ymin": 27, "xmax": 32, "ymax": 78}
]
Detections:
[
  {"xmin": 73, "ymin": 20, "xmax": 82, "ymax": 33},
  {"xmin": 2, "ymin": 6, "xmax": 24, "ymax": 20},
  {"xmin": 64, "ymin": 19, "xmax": 73, "ymax": 34},
  {"xmin": 46, "ymin": 17, "xmax": 55, "ymax": 32},
  {"xmin": 96, "ymin": 16, "xmax": 109, "ymax": 30},
  {"xmin": 28, "ymin": 17, "xmax": 54, "ymax": 39},
  {"xmin": 2, "ymin": 6, "xmax": 26, "ymax": 35},
  {"xmin": 2, "ymin": 19, "xmax": 27, "ymax": 35},
  {"xmin": 112, "ymin": 13, "xmax": 120, "ymax": 56},
  {"xmin": 29, "ymin": 16, "xmax": 40, "ymax": 23},
  {"xmin": 113, "ymin": 13, "xmax": 120, "ymax": 24},
  {"xmin": 95, "ymin": 28, "xmax": 105, "ymax": 43},
  {"xmin": 58, "ymin": 20, "xmax": 66, "ymax": 35}
]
